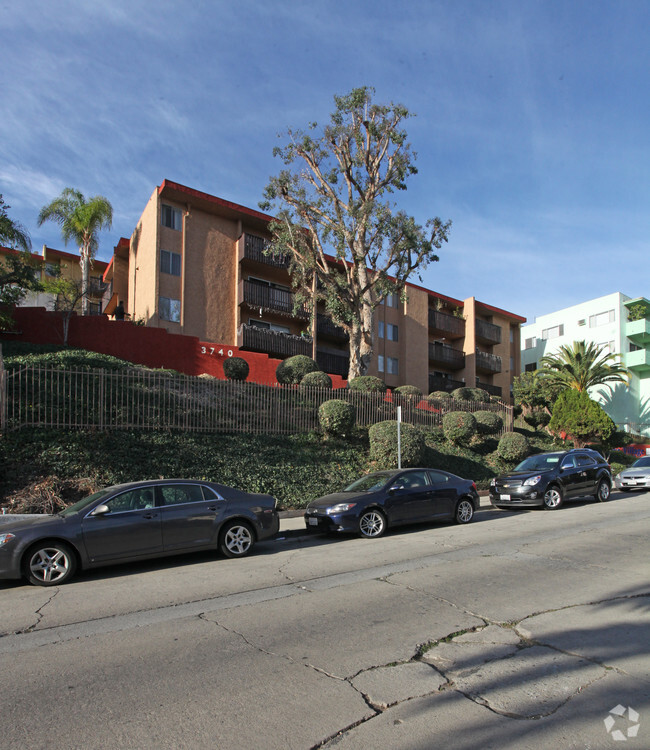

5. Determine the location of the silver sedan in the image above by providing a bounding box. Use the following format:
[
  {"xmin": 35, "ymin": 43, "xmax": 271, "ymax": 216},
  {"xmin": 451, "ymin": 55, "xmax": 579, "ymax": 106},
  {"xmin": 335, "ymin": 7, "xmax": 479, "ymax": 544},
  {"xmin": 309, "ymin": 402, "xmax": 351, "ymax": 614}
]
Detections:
[{"xmin": 614, "ymin": 456, "xmax": 650, "ymax": 491}]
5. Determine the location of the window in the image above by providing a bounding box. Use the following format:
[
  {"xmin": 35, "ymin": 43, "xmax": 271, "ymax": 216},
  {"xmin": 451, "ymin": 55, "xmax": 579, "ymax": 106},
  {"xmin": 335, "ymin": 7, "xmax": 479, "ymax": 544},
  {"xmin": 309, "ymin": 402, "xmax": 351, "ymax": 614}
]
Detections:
[
  {"xmin": 510, "ymin": 328, "xmax": 514, "ymax": 344},
  {"xmin": 381, "ymin": 293, "xmax": 398, "ymax": 308},
  {"xmin": 105, "ymin": 489, "xmax": 155, "ymax": 512},
  {"xmin": 160, "ymin": 249, "xmax": 181, "ymax": 276},
  {"xmin": 428, "ymin": 470, "xmax": 450, "ymax": 484},
  {"xmin": 597, "ymin": 341, "xmax": 615, "ymax": 355},
  {"xmin": 159, "ymin": 296, "xmax": 181, "ymax": 323},
  {"xmin": 394, "ymin": 471, "xmax": 430, "ymax": 489},
  {"xmin": 160, "ymin": 484, "xmax": 210, "ymax": 506},
  {"xmin": 524, "ymin": 337, "xmax": 537, "ymax": 349},
  {"xmin": 525, "ymin": 362, "xmax": 536, "ymax": 372},
  {"xmin": 510, "ymin": 356, "xmax": 514, "ymax": 371},
  {"xmin": 630, "ymin": 343, "xmax": 642, "ymax": 353},
  {"xmin": 378, "ymin": 321, "xmax": 398, "ymax": 341},
  {"xmin": 578, "ymin": 319, "xmax": 586, "ymax": 326},
  {"xmin": 387, "ymin": 356, "xmax": 399, "ymax": 375},
  {"xmin": 161, "ymin": 204, "xmax": 182, "ymax": 231},
  {"xmin": 378, "ymin": 355, "xmax": 384, "ymax": 372},
  {"xmin": 541, "ymin": 325, "xmax": 564, "ymax": 340},
  {"xmin": 589, "ymin": 310, "xmax": 615, "ymax": 328},
  {"xmin": 45, "ymin": 262, "xmax": 59, "ymax": 277}
]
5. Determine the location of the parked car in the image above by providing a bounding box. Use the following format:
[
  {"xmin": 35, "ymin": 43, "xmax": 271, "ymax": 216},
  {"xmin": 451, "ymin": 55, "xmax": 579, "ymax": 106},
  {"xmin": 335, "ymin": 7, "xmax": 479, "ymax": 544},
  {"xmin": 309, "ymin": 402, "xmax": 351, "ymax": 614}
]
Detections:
[
  {"xmin": 0, "ymin": 479, "xmax": 279, "ymax": 586},
  {"xmin": 614, "ymin": 456, "xmax": 650, "ymax": 491},
  {"xmin": 489, "ymin": 449, "xmax": 611, "ymax": 510},
  {"xmin": 304, "ymin": 468, "xmax": 480, "ymax": 538}
]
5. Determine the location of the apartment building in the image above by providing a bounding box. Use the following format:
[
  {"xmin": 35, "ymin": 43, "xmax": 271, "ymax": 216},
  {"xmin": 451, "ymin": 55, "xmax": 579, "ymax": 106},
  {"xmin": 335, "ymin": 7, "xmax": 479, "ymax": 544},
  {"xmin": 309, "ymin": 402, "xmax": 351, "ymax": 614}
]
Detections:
[
  {"xmin": 521, "ymin": 293, "xmax": 650, "ymax": 433},
  {"xmin": 0, "ymin": 244, "xmax": 108, "ymax": 313},
  {"xmin": 104, "ymin": 180, "xmax": 525, "ymax": 399}
]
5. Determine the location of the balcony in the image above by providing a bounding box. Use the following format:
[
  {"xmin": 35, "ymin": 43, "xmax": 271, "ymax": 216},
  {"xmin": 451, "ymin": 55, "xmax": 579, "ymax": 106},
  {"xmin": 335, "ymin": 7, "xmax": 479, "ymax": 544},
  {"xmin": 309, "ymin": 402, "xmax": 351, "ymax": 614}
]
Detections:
[
  {"xmin": 243, "ymin": 233, "xmax": 290, "ymax": 269},
  {"xmin": 317, "ymin": 350, "xmax": 350, "ymax": 377},
  {"xmin": 475, "ymin": 350, "xmax": 502, "ymax": 374},
  {"xmin": 626, "ymin": 318, "xmax": 650, "ymax": 346},
  {"xmin": 89, "ymin": 278, "xmax": 109, "ymax": 296},
  {"xmin": 475, "ymin": 319, "xmax": 502, "ymax": 345},
  {"xmin": 238, "ymin": 324, "xmax": 311, "ymax": 359},
  {"xmin": 241, "ymin": 280, "xmax": 309, "ymax": 319},
  {"xmin": 428, "ymin": 310, "xmax": 465, "ymax": 339},
  {"xmin": 626, "ymin": 347, "xmax": 650, "ymax": 373},
  {"xmin": 317, "ymin": 314, "xmax": 348, "ymax": 341},
  {"xmin": 477, "ymin": 381, "xmax": 503, "ymax": 397},
  {"xmin": 428, "ymin": 342, "xmax": 465, "ymax": 370},
  {"xmin": 428, "ymin": 375, "xmax": 466, "ymax": 393}
]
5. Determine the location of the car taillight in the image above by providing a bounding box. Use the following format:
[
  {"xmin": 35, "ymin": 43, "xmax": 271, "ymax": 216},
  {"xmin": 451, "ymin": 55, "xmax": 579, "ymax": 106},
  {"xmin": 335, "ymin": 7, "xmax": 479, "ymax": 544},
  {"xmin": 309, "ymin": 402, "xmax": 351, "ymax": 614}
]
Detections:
[{"xmin": 471, "ymin": 482, "xmax": 477, "ymax": 490}]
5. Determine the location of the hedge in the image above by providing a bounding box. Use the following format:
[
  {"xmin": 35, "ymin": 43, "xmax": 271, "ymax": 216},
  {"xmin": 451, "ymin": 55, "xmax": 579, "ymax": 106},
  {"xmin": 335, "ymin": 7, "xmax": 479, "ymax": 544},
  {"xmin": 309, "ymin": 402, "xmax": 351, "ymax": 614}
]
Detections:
[
  {"xmin": 369, "ymin": 420, "xmax": 425, "ymax": 467},
  {"xmin": 348, "ymin": 376, "xmax": 387, "ymax": 393},
  {"xmin": 318, "ymin": 399, "xmax": 355, "ymax": 437},
  {"xmin": 222, "ymin": 356, "xmax": 249, "ymax": 381},
  {"xmin": 276, "ymin": 355, "xmax": 320, "ymax": 385},
  {"xmin": 442, "ymin": 411, "xmax": 478, "ymax": 445}
]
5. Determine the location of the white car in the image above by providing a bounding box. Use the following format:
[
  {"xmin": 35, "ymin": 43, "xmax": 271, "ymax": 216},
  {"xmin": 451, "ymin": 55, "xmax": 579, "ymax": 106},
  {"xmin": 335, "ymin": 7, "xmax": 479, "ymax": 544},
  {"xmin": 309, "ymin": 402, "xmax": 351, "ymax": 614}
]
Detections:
[{"xmin": 614, "ymin": 456, "xmax": 650, "ymax": 491}]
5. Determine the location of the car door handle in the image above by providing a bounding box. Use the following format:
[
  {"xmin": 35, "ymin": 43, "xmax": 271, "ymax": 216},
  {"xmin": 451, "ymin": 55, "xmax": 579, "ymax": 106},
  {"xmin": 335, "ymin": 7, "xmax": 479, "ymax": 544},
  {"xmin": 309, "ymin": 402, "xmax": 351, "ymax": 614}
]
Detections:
[
  {"xmin": 142, "ymin": 512, "xmax": 158, "ymax": 519},
  {"xmin": 207, "ymin": 506, "xmax": 219, "ymax": 511}
]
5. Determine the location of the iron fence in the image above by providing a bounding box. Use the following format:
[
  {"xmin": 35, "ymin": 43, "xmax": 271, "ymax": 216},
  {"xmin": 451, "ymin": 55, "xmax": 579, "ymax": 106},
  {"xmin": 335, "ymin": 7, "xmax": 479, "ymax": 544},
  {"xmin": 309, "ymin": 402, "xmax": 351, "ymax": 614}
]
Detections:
[{"xmin": 1, "ymin": 364, "xmax": 513, "ymax": 436}]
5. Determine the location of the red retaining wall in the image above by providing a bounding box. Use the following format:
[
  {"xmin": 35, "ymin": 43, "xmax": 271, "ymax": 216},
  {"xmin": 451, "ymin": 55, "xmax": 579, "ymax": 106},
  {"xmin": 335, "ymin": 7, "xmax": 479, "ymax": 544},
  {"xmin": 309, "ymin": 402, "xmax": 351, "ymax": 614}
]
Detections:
[{"xmin": 0, "ymin": 307, "xmax": 348, "ymax": 387}]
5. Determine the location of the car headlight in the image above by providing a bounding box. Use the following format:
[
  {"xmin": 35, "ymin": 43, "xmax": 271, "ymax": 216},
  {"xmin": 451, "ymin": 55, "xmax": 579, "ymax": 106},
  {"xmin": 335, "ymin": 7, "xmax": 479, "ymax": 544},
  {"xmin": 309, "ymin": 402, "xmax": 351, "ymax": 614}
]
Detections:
[
  {"xmin": 523, "ymin": 475, "xmax": 542, "ymax": 486},
  {"xmin": 0, "ymin": 533, "xmax": 15, "ymax": 546},
  {"xmin": 326, "ymin": 503, "xmax": 357, "ymax": 515}
]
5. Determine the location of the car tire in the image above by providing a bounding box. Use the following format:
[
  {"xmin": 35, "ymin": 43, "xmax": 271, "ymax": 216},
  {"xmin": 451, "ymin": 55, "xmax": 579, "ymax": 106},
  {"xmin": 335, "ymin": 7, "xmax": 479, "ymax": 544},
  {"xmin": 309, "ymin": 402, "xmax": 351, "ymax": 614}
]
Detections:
[
  {"xmin": 219, "ymin": 520, "xmax": 255, "ymax": 558},
  {"xmin": 454, "ymin": 498, "xmax": 475, "ymax": 524},
  {"xmin": 23, "ymin": 541, "xmax": 77, "ymax": 586},
  {"xmin": 543, "ymin": 485, "xmax": 563, "ymax": 510},
  {"xmin": 359, "ymin": 509, "xmax": 386, "ymax": 538},
  {"xmin": 595, "ymin": 479, "xmax": 611, "ymax": 502}
]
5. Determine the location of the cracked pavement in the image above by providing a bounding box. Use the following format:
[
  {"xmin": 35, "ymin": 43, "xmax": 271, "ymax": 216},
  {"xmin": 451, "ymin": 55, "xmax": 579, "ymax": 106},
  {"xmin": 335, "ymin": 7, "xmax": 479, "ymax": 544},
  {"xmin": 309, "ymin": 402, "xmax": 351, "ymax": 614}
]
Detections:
[{"xmin": 1, "ymin": 493, "xmax": 648, "ymax": 749}]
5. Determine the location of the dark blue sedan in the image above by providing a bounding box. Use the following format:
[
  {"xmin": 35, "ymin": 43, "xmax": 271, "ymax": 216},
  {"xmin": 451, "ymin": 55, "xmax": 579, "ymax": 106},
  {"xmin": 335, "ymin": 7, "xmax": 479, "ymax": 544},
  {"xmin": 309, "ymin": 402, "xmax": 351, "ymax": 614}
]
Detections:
[{"xmin": 304, "ymin": 468, "xmax": 479, "ymax": 538}]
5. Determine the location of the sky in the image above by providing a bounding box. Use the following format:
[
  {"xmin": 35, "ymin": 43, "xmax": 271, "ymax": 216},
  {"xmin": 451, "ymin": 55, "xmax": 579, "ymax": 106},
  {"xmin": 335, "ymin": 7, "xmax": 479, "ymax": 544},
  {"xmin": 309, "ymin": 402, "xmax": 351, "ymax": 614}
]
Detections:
[{"xmin": 2, "ymin": 0, "xmax": 649, "ymax": 326}]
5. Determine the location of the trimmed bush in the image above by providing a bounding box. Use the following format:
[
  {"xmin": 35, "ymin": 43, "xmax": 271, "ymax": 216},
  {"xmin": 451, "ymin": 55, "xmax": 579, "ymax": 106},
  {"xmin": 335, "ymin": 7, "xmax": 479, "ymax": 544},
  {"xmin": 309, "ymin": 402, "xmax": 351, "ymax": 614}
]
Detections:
[
  {"xmin": 474, "ymin": 410, "xmax": 503, "ymax": 435},
  {"xmin": 222, "ymin": 356, "xmax": 249, "ymax": 381},
  {"xmin": 549, "ymin": 390, "xmax": 615, "ymax": 445},
  {"xmin": 450, "ymin": 387, "xmax": 475, "ymax": 402},
  {"xmin": 348, "ymin": 376, "xmax": 387, "ymax": 393},
  {"xmin": 369, "ymin": 420, "xmax": 425, "ymax": 467},
  {"xmin": 442, "ymin": 411, "xmax": 478, "ymax": 446},
  {"xmin": 427, "ymin": 391, "xmax": 451, "ymax": 401},
  {"xmin": 300, "ymin": 371, "xmax": 333, "ymax": 389},
  {"xmin": 276, "ymin": 355, "xmax": 320, "ymax": 385},
  {"xmin": 523, "ymin": 409, "xmax": 551, "ymax": 431},
  {"xmin": 394, "ymin": 385, "xmax": 422, "ymax": 400},
  {"xmin": 497, "ymin": 432, "xmax": 529, "ymax": 462},
  {"xmin": 470, "ymin": 387, "xmax": 491, "ymax": 403},
  {"xmin": 318, "ymin": 399, "xmax": 355, "ymax": 437}
]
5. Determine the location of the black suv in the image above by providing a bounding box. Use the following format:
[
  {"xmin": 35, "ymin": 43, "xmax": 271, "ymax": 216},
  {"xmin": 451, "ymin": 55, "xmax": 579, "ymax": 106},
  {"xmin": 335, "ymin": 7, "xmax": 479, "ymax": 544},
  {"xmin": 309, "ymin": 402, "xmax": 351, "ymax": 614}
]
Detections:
[{"xmin": 490, "ymin": 449, "xmax": 612, "ymax": 510}]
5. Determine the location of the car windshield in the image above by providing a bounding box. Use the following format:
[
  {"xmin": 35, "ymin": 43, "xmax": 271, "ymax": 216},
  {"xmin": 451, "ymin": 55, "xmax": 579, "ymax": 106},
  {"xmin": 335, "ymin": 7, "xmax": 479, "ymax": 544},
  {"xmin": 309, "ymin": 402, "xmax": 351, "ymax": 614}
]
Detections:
[
  {"xmin": 344, "ymin": 473, "xmax": 393, "ymax": 492},
  {"xmin": 514, "ymin": 454, "xmax": 561, "ymax": 472},
  {"xmin": 59, "ymin": 489, "xmax": 114, "ymax": 517},
  {"xmin": 632, "ymin": 457, "xmax": 650, "ymax": 468}
]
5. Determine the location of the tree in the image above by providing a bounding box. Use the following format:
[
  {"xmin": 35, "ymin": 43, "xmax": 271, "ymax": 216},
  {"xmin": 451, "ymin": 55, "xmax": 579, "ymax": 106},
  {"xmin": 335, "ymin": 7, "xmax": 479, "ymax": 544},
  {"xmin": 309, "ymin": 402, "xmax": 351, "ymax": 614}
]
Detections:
[
  {"xmin": 261, "ymin": 87, "xmax": 451, "ymax": 379},
  {"xmin": 38, "ymin": 188, "xmax": 112, "ymax": 316},
  {"xmin": 537, "ymin": 340, "xmax": 628, "ymax": 394},
  {"xmin": 512, "ymin": 371, "xmax": 562, "ymax": 414},
  {"xmin": 0, "ymin": 195, "xmax": 32, "ymax": 251},
  {"xmin": 41, "ymin": 273, "xmax": 86, "ymax": 345},
  {"xmin": 548, "ymin": 389, "xmax": 616, "ymax": 447}
]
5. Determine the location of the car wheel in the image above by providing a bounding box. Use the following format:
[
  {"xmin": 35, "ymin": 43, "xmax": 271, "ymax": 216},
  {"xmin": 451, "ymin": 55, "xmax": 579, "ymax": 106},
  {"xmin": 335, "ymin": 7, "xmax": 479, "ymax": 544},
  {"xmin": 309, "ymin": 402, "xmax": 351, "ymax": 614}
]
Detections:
[
  {"xmin": 455, "ymin": 498, "xmax": 475, "ymax": 524},
  {"xmin": 219, "ymin": 520, "xmax": 254, "ymax": 558},
  {"xmin": 23, "ymin": 541, "xmax": 77, "ymax": 586},
  {"xmin": 543, "ymin": 485, "xmax": 563, "ymax": 510},
  {"xmin": 359, "ymin": 509, "xmax": 386, "ymax": 538},
  {"xmin": 595, "ymin": 479, "xmax": 611, "ymax": 502}
]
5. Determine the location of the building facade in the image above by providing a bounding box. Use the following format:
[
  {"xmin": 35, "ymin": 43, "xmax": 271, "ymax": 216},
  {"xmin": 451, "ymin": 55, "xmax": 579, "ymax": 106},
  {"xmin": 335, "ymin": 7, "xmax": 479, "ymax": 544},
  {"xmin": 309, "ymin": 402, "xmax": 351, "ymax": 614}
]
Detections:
[
  {"xmin": 521, "ymin": 292, "xmax": 650, "ymax": 434},
  {"xmin": 105, "ymin": 180, "xmax": 525, "ymax": 399}
]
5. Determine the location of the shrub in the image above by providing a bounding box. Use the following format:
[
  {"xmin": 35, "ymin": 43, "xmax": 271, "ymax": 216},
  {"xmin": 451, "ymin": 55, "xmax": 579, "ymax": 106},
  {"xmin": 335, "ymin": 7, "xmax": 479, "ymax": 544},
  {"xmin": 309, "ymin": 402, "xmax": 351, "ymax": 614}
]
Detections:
[
  {"xmin": 474, "ymin": 410, "xmax": 503, "ymax": 435},
  {"xmin": 222, "ymin": 356, "xmax": 249, "ymax": 381},
  {"xmin": 450, "ymin": 387, "xmax": 475, "ymax": 402},
  {"xmin": 300, "ymin": 371, "xmax": 333, "ymax": 388},
  {"xmin": 549, "ymin": 390, "xmax": 616, "ymax": 446},
  {"xmin": 394, "ymin": 385, "xmax": 422, "ymax": 400},
  {"xmin": 427, "ymin": 391, "xmax": 451, "ymax": 401},
  {"xmin": 470, "ymin": 387, "xmax": 491, "ymax": 403},
  {"xmin": 276, "ymin": 355, "xmax": 320, "ymax": 385},
  {"xmin": 497, "ymin": 432, "xmax": 529, "ymax": 462},
  {"xmin": 523, "ymin": 409, "xmax": 551, "ymax": 431},
  {"xmin": 318, "ymin": 399, "xmax": 355, "ymax": 437},
  {"xmin": 348, "ymin": 376, "xmax": 387, "ymax": 393},
  {"xmin": 442, "ymin": 411, "xmax": 478, "ymax": 445},
  {"xmin": 369, "ymin": 420, "xmax": 425, "ymax": 467}
]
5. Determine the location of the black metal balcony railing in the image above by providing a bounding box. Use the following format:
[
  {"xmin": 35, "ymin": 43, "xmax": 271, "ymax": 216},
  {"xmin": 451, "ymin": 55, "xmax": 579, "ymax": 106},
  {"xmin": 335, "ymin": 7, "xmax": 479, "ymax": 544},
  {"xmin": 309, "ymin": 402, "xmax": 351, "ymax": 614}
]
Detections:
[
  {"xmin": 243, "ymin": 234, "xmax": 290, "ymax": 269},
  {"xmin": 316, "ymin": 350, "xmax": 350, "ymax": 377},
  {"xmin": 477, "ymin": 381, "xmax": 503, "ymax": 397},
  {"xmin": 101, "ymin": 280, "xmax": 114, "ymax": 311},
  {"xmin": 242, "ymin": 280, "xmax": 309, "ymax": 318},
  {"xmin": 475, "ymin": 350, "xmax": 502, "ymax": 374},
  {"xmin": 428, "ymin": 310, "xmax": 465, "ymax": 338},
  {"xmin": 475, "ymin": 319, "xmax": 502, "ymax": 344},
  {"xmin": 428, "ymin": 342, "xmax": 465, "ymax": 369},
  {"xmin": 317, "ymin": 314, "xmax": 348, "ymax": 341},
  {"xmin": 428, "ymin": 375, "xmax": 466, "ymax": 393},
  {"xmin": 89, "ymin": 278, "xmax": 109, "ymax": 296},
  {"xmin": 239, "ymin": 324, "xmax": 311, "ymax": 359}
]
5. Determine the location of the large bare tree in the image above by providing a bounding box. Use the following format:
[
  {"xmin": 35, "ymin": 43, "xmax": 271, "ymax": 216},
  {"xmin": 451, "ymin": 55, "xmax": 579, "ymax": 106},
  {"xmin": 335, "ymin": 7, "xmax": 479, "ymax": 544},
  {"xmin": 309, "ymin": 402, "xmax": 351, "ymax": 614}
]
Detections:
[{"xmin": 261, "ymin": 87, "xmax": 451, "ymax": 379}]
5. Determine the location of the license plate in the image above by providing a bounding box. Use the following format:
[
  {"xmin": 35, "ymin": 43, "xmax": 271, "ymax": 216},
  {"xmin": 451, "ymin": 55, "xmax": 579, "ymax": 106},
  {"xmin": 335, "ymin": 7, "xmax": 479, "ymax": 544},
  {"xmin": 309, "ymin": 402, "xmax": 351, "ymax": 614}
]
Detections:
[
  {"xmin": 500, "ymin": 494, "xmax": 511, "ymax": 501},
  {"xmin": 308, "ymin": 517, "xmax": 319, "ymax": 526}
]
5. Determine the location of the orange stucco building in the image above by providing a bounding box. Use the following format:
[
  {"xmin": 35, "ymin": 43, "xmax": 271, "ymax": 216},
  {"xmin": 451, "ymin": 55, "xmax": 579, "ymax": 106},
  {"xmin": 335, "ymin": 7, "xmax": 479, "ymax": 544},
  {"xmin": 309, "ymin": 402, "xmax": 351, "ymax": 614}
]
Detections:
[{"xmin": 103, "ymin": 180, "xmax": 525, "ymax": 400}]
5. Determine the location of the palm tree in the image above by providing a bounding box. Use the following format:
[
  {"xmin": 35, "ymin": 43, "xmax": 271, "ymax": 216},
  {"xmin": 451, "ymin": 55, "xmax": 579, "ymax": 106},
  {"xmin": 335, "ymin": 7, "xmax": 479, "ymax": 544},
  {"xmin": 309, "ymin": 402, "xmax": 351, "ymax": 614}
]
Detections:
[
  {"xmin": 38, "ymin": 188, "xmax": 113, "ymax": 315},
  {"xmin": 537, "ymin": 340, "xmax": 628, "ymax": 393},
  {"xmin": 0, "ymin": 195, "xmax": 31, "ymax": 251}
]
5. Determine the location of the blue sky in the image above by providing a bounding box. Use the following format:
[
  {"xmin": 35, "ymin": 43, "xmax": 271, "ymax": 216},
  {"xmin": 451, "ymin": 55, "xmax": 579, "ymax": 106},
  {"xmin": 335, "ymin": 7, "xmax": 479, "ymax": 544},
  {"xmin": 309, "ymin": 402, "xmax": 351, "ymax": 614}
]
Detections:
[{"xmin": 2, "ymin": 0, "xmax": 648, "ymax": 324}]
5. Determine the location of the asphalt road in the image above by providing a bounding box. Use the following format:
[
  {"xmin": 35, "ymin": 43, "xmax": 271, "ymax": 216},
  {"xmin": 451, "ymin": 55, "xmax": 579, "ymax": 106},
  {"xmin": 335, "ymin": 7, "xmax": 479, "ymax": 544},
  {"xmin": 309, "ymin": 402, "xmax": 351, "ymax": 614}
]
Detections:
[{"xmin": 1, "ymin": 491, "xmax": 649, "ymax": 749}]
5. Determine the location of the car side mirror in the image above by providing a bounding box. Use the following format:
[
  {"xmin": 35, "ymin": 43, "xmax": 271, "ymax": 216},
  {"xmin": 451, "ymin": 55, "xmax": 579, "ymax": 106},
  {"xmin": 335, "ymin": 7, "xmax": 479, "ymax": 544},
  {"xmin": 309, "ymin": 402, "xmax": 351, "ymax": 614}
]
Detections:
[
  {"xmin": 91, "ymin": 504, "xmax": 110, "ymax": 516},
  {"xmin": 389, "ymin": 485, "xmax": 401, "ymax": 494}
]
